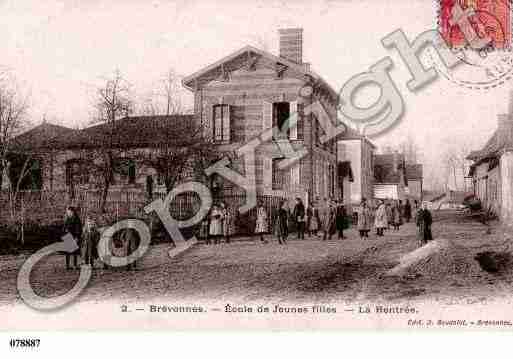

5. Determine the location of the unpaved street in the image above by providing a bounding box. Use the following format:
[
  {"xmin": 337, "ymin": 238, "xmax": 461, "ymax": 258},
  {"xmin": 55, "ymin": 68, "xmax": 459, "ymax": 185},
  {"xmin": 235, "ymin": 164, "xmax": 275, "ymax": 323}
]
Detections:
[{"xmin": 1, "ymin": 212, "xmax": 512, "ymax": 307}]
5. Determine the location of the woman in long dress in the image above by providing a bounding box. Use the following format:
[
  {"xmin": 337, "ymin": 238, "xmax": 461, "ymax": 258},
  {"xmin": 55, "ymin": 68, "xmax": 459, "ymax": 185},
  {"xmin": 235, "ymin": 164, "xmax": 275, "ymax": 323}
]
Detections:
[
  {"xmin": 307, "ymin": 203, "xmax": 320, "ymax": 238},
  {"xmin": 255, "ymin": 203, "xmax": 268, "ymax": 243},
  {"xmin": 64, "ymin": 206, "xmax": 82, "ymax": 270},
  {"xmin": 416, "ymin": 202, "xmax": 433, "ymax": 246},
  {"xmin": 209, "ymin": 204, "xmax": 224, "ymax": 245},
  {"xmin": 357, "ymin": 199, "xmax": 372, "ymax": 239},
  {"xmin": 274, "ymin": 200, "xmax": 289, "ymax": 245},
  {"xmin": 392, "ymin": 200, "xmax": 403, "ymax": 230},
  {"xmin": 374, "ymin": 200, "xmax": 387, "ymax": 237}
]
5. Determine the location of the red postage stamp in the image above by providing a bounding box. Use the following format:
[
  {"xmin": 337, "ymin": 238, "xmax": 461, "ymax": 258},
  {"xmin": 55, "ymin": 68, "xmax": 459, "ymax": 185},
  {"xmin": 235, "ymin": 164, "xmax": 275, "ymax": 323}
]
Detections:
[{"xmin": 439, "ymin": 0, "xmax": 511, "ymax": 49}]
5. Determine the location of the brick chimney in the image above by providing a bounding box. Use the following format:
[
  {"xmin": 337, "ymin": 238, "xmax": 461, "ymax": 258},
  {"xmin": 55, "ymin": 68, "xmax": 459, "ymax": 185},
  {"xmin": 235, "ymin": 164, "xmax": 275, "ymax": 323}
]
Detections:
[
  {"xmin": 278, "ymin": 28, "xmax": 303, "ymax": 64},
  {"xmin": 392, "ymin": 151, "xmax": 399, "ymax": 173}
]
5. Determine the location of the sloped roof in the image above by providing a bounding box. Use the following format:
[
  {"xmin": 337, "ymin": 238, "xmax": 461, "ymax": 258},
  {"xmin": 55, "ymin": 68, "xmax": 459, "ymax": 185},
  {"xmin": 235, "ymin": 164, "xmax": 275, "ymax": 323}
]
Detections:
[
  {"xmin": 59, "ymin": 115, "xmax": 195, "ymax": 149},
  {"xmin": 11, "ymin": 122, "xmax": 77, "ymax": 151},
  {"xmin": 12, "ymin": 115, "xmax": 196, "ymax": 151},
  {"xmin": 182, "ymin": 45, "xmax": 338, "ymax": 102},
  {"xmin": 406, "ymin": 163, "xmax": 423, "ymax": 180},
  {"xmin": 466, "ymin": 130, "xmax": 499, "ymax": 162}
]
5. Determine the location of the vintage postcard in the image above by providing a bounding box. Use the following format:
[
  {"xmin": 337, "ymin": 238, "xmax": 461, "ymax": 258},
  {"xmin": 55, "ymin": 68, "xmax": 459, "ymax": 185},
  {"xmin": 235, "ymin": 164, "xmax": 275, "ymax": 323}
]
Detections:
[{"xmin": 3, "ymin": 0, "xmax": 513, "ymax": 338}]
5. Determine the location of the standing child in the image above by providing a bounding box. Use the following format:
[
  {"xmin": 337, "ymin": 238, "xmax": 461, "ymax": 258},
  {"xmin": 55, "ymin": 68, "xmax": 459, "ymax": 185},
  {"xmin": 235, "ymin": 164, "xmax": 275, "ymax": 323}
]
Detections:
[
  {"xmin": 209, "ymin": 204, "xmax": 224, "ymax": 245},
  {"xmin": 222, "ymin": 202, "xmax": 236, "ymax": 244},
  {"xmin": 199, "ymin": 216, "xmax": 210, "ymax": 245},
  {"xmin": 255, "ymin": 202, "xmax": 269, "ymax": 243},
  {"xmin": 307, "ymin": 203, "xmax": 320, "ymax": 238},
  {"xmin": 82, "ymin": 216, "xmax": 100, "ymax": 268}
]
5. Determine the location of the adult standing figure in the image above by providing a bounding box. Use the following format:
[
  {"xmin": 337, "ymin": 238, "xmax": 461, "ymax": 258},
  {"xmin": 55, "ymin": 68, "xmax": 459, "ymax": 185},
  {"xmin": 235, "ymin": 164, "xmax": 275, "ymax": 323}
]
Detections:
[
  {"xmin": 146, "ymin": 175, "xmax": 154, "ymax": 201},
  {"xmin": 120, "ymin": 227, "xmax": 140, "ymax": 271},
  {"xmin": 323, "ymin": 200, "xmax": 337, "ymax": 241},
  {"xmin": 318, "ymin": 198, "xmax": 329, "ymax": 239},
  {"xmin": 209, "ymin": 204, "xmax": 224, "ymax": 245},
  {"xmin": 255, "ymin": 202, "xmax": 269, "ymax": 243},
  {"xmin": 416, "ymin": 202, "xmax": 433, "ymax": 246},
  {"xmin": 403, "ymin": 199, "xmax": 412, "ymax": 223},
  {"xmin": 357, "ymin": 199, "xmax": 371, "ymax": 239},
  {"xmin": 392, "ymin": 200, "xmax": 403, "ymax": 230},
  {"xmin": 293, "ymin": 197, "xmax": 306, "ymax": 240},
  {"xmin": 335, "ymin": 200, "xmax": 348, "ymax": 240},
  {"xmin": 82, "ymin": 215, "xmax": 100, "ymax": 268},
  {"xmin": 222, "ymin": 202, "xmax": 236, "ymax": 244},
  {"xmin": 385, "ymin": 201, "xmax": 393, "ymax": 230},
  {"xmin": 63, "ymin": 206, "xmax": 82, "ymax": 270},
  {"xmin": 274, "ymin": 200, "xmax": 289, "ymax": 245},
  {"xmin": 374, "ymin": 200, "xmax": 388, "ymax": 237}
]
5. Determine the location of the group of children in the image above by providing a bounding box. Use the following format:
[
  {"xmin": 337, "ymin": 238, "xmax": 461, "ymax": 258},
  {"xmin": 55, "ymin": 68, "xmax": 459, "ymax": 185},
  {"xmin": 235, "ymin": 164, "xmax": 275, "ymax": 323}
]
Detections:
[
  {"xmin": 198, "ymin": 197, "xmax": 350, "ymax": 245},
  {"xmin": 355, "ymin": 198, "xmax": 432, "ymax": 243},
  {"xmin": 63, "ymin": 206, "xmax": 139, "ymax": 271}
]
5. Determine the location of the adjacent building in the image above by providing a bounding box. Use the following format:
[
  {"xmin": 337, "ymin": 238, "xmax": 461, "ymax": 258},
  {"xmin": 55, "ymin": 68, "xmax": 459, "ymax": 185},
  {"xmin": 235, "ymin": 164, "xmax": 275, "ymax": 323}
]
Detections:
[
  {"xmin": 338, "ymin": 133, "xmax": 375, "ymax": 206},
  {"xmin": 373, "ymin": 152, "xmax": 408, "ymax": 200},
  {"xmin": 467, "ymin": 111, "xmax": 513, "ymax": 221}
]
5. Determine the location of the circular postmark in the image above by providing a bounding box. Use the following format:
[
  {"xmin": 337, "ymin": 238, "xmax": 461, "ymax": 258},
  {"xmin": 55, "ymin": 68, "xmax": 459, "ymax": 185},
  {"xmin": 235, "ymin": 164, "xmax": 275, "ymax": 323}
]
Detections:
[{"xmin": 430, "ymin": 0, "xmax": 513, "ymax": 90}]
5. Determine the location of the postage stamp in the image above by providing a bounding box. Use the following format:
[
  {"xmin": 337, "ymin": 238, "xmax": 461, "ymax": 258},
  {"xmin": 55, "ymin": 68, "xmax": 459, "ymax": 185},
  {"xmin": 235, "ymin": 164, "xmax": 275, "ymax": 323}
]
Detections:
[{"xmin": 439, "ymin": 0, "xmax": 511, "ymax": 50}]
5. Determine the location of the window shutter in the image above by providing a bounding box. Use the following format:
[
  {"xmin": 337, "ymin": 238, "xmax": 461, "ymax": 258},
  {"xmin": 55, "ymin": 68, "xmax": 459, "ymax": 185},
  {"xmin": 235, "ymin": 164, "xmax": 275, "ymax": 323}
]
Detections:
[
  {"xmin": 223, "ymin": 105, "xmax": 231, "ymax": 142},
  {"xmin": 297, "ymin": 103, "xmax": 304, "ymax": 140},
  {"xmin": 204, "ymin": 103, "xmax": 214, "ymax": 141},
  {"xmin": 263, "ymin": 156, "xmax": 272, "ymax": 189},
  {"xmin": 289, "ymin": 101, "xmax": 298, "ymax": 140},
  {"xmin": 291, "ymin": 162, "xmax": 300, "ymax": 188},
  {"xmin": 263, "ymin": 101, "xmax": 273, "ymax": 130}
]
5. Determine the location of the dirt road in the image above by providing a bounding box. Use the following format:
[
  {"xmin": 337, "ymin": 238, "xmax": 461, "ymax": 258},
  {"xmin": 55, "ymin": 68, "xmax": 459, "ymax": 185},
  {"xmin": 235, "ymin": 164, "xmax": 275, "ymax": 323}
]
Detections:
[{"xmin": 1, "ymin": 212, "xmax": 512, "ymax": 307}]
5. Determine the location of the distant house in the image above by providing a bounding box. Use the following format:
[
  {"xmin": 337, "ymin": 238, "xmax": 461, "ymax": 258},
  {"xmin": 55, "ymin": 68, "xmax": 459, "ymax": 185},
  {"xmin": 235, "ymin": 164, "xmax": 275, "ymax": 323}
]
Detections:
[
  {"xmin": 373, "ymin": 152, "xmax": 407, "ymax": 200},
  {"xmin": 182, "ymin": 28, "xmax": 344, "ymax": 203},
  {"xmin": 405, "ymin": 163, "xmax": 423, "ymax": 201},
  {"xmin": 338, "ymin": 132, "xmax": 375, "ymax": 206},
  {"xmin": 467, "ymin": 110, "xmax": 513, "ymax": 220}
]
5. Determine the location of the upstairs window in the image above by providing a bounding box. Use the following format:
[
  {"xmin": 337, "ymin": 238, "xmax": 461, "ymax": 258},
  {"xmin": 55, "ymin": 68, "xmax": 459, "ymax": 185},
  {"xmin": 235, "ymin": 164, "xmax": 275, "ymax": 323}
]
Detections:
[
  {"xmin": 273, "ymin": 102, "xmax": 290, "ymax": 139},
  {"xmin": 213, "ymin": 104, "xmax": 231, "ymax": 143}
]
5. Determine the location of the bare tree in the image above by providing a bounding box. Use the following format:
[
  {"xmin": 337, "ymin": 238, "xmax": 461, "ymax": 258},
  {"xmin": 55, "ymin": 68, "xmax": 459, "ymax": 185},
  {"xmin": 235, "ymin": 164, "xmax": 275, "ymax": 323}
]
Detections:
[
  {"xmin": 0, "ymin": 71, "xmax": 32, "ymax": 243},
  {"xmin": 139, "ymin": 120, "xmax": 218, "ymax": 194},
  {"xmin": 442, "ymin": 142, "xmax": 471, "ymax": 192},
  {"xmin": 138, "ymin": 68, "xmax": 189, "ymax": 116},
  {"xmin": 90, "ymin": 69, "xmax": 134, "ymax": 213}
]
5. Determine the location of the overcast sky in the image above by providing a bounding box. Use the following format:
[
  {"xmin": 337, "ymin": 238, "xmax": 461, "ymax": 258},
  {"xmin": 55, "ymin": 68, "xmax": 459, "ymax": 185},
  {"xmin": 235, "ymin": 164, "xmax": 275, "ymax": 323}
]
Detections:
[{"xmin": 1, "ymin": 0, "xmax": 511, "ymax": 190}]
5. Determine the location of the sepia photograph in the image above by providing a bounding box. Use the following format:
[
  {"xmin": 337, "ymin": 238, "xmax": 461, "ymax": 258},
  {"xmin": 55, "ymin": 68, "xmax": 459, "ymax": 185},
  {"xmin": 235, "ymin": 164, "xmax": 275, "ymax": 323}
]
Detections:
[{"xmin": 2, "ymin": 0, "xmax": 513, "ymax": 343}]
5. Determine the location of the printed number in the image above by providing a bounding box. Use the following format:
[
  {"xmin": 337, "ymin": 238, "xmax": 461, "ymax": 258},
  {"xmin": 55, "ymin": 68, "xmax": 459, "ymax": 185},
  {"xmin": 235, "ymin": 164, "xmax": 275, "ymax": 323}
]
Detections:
[
  {"xmin": 121, "ymin": 305, "xmax": 128, "ymax": 313},
  {"xmin": 9, "ymin": 339, "xmax": 40, "ymax": 348}
]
